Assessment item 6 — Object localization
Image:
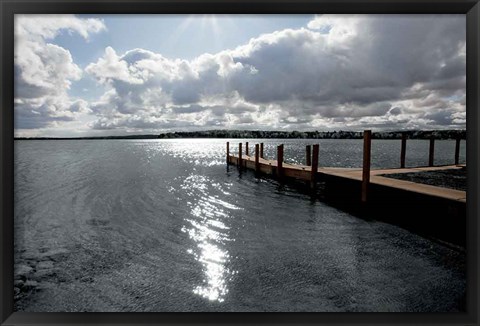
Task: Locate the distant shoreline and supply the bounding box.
[14,129,466,140]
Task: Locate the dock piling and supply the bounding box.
[246,142,249,156]
[260,143,264,159]
[455,137,461,165]
[239,143,243,168]
[311,144,319,188]
[255,144,260,173]
[400,133,407,168]
[429,137,435,167]
[362,130,372,203]
[277,144,284,177]
[306,145,312,166]
[226,142,230,165]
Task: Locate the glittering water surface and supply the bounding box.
[14,139,466,312]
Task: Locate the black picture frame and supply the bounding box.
[1,0,479,325]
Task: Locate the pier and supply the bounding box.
[226,130,466,246]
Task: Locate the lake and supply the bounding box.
[14,139,466,312]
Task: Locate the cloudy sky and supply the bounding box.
[14,14,466,137]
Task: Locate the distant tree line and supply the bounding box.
[15,129,466,140]
[157,129,466,140]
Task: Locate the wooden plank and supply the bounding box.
[362,130,372,202]
[400,133,407,168]
[245,159,256,170]
[429,137,435,167]
[371,175,466,202]
[369,165,464,176]
[455,137,461,165]
[246,142,249,156]
[306,145,311,166]
[277,144,284,177]
[283,167,310,180]
[260,143,264,159]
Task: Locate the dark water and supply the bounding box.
[14,139,466,312]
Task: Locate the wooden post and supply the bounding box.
[277,144,284,177]
[260,143,264,159]
[255,144,260,173]
[245,142,249,156]
[400,133,407,168]
[362,130,372,203]
[311,144,319,188]
[238,143,242,167]
[306,145,312,166]
[455,137,461,165]
[226,142,230,165]
[429,137,435,167]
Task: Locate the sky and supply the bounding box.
[14,14,466,137]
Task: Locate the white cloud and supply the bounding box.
[85,47,145,85]
[15,14,106,41]
[14,15,106,131]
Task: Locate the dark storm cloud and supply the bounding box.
[15,103,75,129]
[423,110,457,126]
[389,107,402,115]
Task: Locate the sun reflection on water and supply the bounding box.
[178,174,240,302]
[160,139,226,167]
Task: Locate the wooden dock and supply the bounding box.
[229,154,466,203]
[226,131,466,205]
[226,131,466,246]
